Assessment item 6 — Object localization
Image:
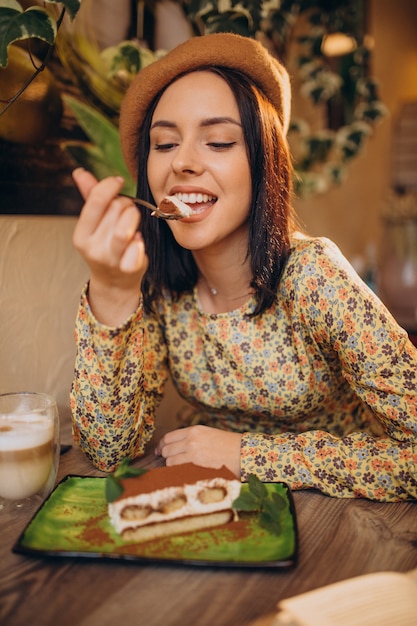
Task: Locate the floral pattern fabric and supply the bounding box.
[70,237,417,501]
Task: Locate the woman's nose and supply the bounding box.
[171,143,204,175]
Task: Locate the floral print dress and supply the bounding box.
[70,237,417,501]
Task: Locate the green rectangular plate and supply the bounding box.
[13,475,298,568]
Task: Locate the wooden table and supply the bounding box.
[1,420,417,626]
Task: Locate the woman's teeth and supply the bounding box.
[174,193,215,204]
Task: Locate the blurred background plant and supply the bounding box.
[0,0,135,190]
[0,1,81,143]
[0,0,388,198]
[0,0,81,105]
[179,0,387,197]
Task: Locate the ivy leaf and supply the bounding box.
[108,42,142,76]
[0,1,81,68]
[0,5,55,67]
[48,0,81,22]
[204,12,254,38]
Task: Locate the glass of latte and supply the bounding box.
[0,392,60,512]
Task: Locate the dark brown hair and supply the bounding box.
[135,66,296,316]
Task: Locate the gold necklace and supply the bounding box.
[201,276,252,300]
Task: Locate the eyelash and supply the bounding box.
[154,143,175,151]
[210,142,236,150]
[154,142,236,152]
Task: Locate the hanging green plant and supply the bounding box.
[0,0,82,117]
[0,0,81,67]
[179,0,388,197]
[2,1,385,198]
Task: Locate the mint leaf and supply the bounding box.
[105,474,124,503]
[113,457,147,479]
[271,491,288,511]
[239,474,288,537]
[248,473,268,499]
[232,491,258,511]
[105,458,147,502]
[262,497,278,519]
[120,466,148,478]
[259,510,282,536]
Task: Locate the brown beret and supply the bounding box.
[119,32,292,178]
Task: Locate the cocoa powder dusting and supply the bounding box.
[118,463,237,499]
[78,514,112,547]
[159,197,180,215]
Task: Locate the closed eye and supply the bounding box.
[154,143,177,151]
[208,142,236,150]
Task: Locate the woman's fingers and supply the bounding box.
[72,167,99,201]
[120,233,148,274]
[155,428,188,457]
[71,170,147,324]
[72,170,145,274]
[155,426,242,477]
[108,202,140,256]
[73,170,128,241]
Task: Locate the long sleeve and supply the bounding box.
[70,285,169,471]
[241,239,417,501]
[70,240,417,499]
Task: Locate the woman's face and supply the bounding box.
[147,70,252,253]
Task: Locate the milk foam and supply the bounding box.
[0,415,54,499]
[0,415,52,450]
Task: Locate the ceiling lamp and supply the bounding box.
[321,32,358,57]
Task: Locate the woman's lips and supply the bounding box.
[167,192,217,218]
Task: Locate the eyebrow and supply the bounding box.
[150,116,242,130]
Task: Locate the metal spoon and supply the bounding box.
[119,194,189,220]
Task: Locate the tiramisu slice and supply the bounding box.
[158,195,193,218]
[108,463,241,543]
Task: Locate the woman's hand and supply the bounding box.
[72,168,148,325]
[155,425,242,478]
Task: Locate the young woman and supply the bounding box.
[71,33,417,501]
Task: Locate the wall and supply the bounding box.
[1,0,416,435]
[0,216,183,436]
[0,217,87,421]
[294,0,417,264]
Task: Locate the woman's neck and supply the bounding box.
[193,252,253,314]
